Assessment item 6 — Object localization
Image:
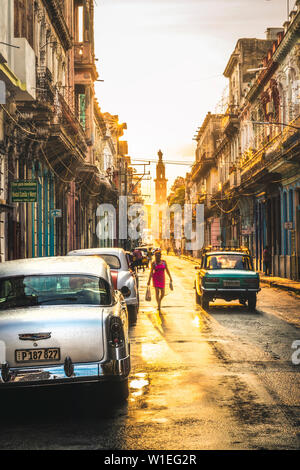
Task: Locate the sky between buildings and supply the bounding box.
[94,0,293,201]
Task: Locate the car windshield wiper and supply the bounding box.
[38,296,78,304]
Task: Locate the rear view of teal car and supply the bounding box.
[194,247,260,311]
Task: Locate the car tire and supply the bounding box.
[128,304,138,323]
[103,379,129,403]
[114,379,129,402]
[248,293,257,311]
[195,284,201,305]
[201,294,209,310]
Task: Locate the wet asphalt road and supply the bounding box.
[0,255,299,450]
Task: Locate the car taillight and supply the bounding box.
[245,279,258,286]
[109,317,124,347]
[205,278,219,283]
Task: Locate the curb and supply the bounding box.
[260,278,300,295]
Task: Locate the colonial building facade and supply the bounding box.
[0,0,138,261]
[187,4,300,280]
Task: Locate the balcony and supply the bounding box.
[35,67,88,165]
[222,105,239,137]
[191,153,215,181]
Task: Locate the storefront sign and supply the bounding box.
[11,180,37,203]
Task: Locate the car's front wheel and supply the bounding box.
[248,293,257,311]
[195,284,201,305]
[201,294,209,310]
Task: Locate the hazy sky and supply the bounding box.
[94,0,292,198]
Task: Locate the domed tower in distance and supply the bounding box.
[155,150,167,205]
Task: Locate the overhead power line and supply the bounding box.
[131,158,193,166]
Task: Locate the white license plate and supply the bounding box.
[15,348,60,363]
[223,280,240,287]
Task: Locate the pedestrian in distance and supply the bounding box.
[133,248,142,272]
[147,249,173,312]
[147,247,152,267]
[263,245,271,276]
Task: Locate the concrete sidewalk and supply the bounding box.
[169,253,300,295]
[259,274,300,295]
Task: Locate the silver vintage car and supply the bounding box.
[0,256,130,400]
[68,248,139,320]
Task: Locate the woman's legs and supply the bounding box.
[155,288,160,310]
[155,288,165,311]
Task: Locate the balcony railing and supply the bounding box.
[36,66,55,106]
[36,67,87,153]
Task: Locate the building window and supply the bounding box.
[79,94,86,129]
[75,2,84,43]
[75,85,86,129]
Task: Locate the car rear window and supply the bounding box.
[95,254,121,269]
[205,254,253,270]
[0,274,111,309]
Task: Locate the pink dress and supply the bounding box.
[152,261,166,289]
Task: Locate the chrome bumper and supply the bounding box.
[0,356,130,389]
[201,287,261,293]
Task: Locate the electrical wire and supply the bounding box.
[214,200,240,214]
[0,104,37,136]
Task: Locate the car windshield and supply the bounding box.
[205,254,253,270]
[0,274,111,310]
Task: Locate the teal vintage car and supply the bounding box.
[194,247,260,311]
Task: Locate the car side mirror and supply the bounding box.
[120,286,131,298]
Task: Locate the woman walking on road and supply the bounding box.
[147,249,173,312]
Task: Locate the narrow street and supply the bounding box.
[0,255,299,450]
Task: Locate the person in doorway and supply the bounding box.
[147,249,173,312]
[263,246,271,276]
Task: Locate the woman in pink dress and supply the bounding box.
[147,250,173,311]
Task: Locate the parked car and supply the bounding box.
[0,256,130,400]
[194,247,260,311]
[68,248,139,319]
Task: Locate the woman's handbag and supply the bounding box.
[169,280,174,291]
[145,286,151,301]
